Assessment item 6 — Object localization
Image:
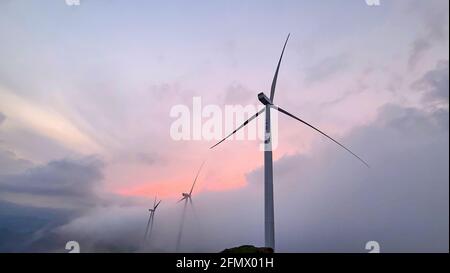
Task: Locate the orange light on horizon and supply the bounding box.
[115,174,249,199]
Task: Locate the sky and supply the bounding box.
[0,0,448,252]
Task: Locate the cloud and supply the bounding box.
[0,112,5,125]
[0,156,104,209]
[0,156,150,252]
[223,83,255,105]
[413,60,449,105]
[0,200,75,252]
[135,152,159,165]
[0,101,447,253]
[0,148,33,175]
[55,206,146,252]
[246,103,449,252]
[407,0,449,69]
[304,54,349,84]
[0,88,102,155]
[0,1,448,253]
[54,100,450,253]
[409,38,432,70]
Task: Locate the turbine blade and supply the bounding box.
[189,197,199,221]
[273,105,369,168]
[154,200,162,209]
[270,33,290,102]
[189,161,206,195]
[177,197,186,203]
[189,197,200,224]
[153,196,157,207]
[210,108,266,149]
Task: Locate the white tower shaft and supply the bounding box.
[264,105,275,250]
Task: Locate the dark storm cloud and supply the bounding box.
[0,156,107,252]
[0,200,75,252]
[0,157,106,213]
[0,156,156,252]
[413,60,449,104]
[0,157,103,199]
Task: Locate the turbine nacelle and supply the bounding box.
[258,92,273,105]
[182,193,191,198]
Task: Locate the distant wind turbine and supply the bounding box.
[210,34,369,251]
[175,161,205,252]
[144,196,162,243]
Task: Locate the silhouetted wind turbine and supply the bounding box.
[175,161,205,252]
[210,34,369,250]
[144,196,161,243]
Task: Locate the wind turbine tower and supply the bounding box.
[144,196,162,244]
[211,34,369,250]
[175,161,205,251]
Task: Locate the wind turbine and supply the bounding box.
[210,34,369,250]
[175,161,205,252]
[144,196,161,243]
